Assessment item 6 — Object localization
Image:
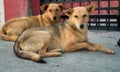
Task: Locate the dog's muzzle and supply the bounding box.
[79,24,84,29]
[53,16,57,20]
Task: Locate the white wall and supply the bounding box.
[0,0,5,28]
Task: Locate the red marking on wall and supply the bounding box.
[30,0,40,15]
[4,0,28,21]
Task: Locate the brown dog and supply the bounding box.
[13,4,115,63]
[0,3,65,42]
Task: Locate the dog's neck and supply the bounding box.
[65,20,87,33]
[63,20,88,39]
[56,20,88,43]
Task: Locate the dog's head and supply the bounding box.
[40,3,65,23]
[63,4,96,30]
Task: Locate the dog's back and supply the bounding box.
[0,3,65,42]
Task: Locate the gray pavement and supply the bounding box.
[0,30,120,72]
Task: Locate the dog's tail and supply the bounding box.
[13,39,46,63]
[0,27,4,38]
[0,23,8,39]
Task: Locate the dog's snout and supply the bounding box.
[79,24,84,29]
[53,16,57,20]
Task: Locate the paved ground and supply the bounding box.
[0,30,120,72]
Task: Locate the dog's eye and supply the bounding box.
[83,15,87,18]
[74,15,78,18]
[49,10,52,12]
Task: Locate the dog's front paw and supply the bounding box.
[56,52,62,56]
[106,50,115,55]
[57,49,64,54]
[51,52,62,57]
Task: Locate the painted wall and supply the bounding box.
[30,0,40,15]
[4,0,28,21]
[64,1,119,15]
[4,0,119,21]
[32,1,119,15]
[0,0,5,27]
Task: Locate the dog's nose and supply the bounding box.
[53,16,57,20]
[79,24,84,29]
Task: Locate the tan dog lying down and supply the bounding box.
[14,4,115,63]
[0,3,65,42]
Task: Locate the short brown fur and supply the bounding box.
[13,4,115,62]
[0,3,65,42]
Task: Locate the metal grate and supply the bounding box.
[40,0,120,31]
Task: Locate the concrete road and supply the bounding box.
[0,30,120,72]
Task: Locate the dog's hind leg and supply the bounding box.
[39,44,62,58]
[1,34,18,42]
[47,49,64,53]
[41,52,62,58]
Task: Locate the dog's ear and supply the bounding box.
[63,8,73,16]
[86,4,96,14]
[59,3,66,10]
[40,4,49,12]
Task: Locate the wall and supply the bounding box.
[0,0,5,27]
[4,0,119,21]
[30,0,40,15]
[4,0,28,21]
[64,1,119,15]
